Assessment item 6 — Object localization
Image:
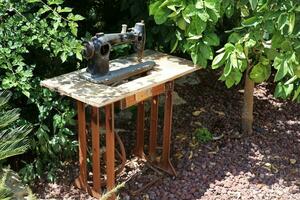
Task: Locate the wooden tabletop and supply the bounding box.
[41,50,199,108]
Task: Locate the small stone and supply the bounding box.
[289,186,299,194]
[290,159,297,164]
[192,110,202,116]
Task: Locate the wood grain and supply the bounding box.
[41,50,200,108]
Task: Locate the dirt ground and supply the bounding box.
[34,70,300,200]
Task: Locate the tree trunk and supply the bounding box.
[242,64,254,135]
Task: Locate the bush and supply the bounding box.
[0,0,84,182]
[0,90,32,199]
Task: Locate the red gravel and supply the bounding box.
[34,70,300,200]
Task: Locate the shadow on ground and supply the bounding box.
[120,70,300,200]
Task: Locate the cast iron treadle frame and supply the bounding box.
[40,50,199,199]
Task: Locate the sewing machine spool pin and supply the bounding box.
[81,21,155,85]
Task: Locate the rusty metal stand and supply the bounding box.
[134,101,145,158]
[160,81,177,175]
[134,81,177,176]
[74,101,88,192]
[75,102,116,199]
[41,50,199,199]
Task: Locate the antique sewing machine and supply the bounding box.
[81,21,155,85]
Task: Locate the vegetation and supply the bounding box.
[149,0,300,134]
[0,90,32,199]
[194,128,213,143]
[0,0,84,182]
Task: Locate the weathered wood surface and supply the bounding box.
[41,50,199,108]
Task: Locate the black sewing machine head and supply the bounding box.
[82,21,146,77]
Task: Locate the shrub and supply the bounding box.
[0,90,32,199]
[0,0,83,182]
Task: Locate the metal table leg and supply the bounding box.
[91,106,101,198]
[149,96,159,161]
[160,81,177,176]
[74,101,88,191]
[134,101,145,158]
[105,104,116,200]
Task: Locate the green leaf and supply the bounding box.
[230,53,238,69]
[67,13,85,21]
[170,39,178,53]
[274,59,288,82]
[177,18,187,30]
[38,6,51,15]
[224,43,235,53]
[57,7,73,13]
[272,32,284,48]
[212,52,226,69]
[195,0,204,9]
[232,70,243,84]
[26,0,40,3]
[228,33,241,43]
[250,63,271,83]
[47,0,64,5]
[239,59,248,72]
[191,51,198,64]
[277,13,288,33]
[288,12,295,35]
[75,51,82,61]
[225,75,235,88]
[275,83,294,99]
[245,39,256,48]
[224,62,232,77]
[187,35,202,40]
[197,9,209,22]
[154,8,170,24]
[292,86,300,101]
[242,16,262,27]
[68,22,78,36]
[203,32,220,46]
[225,4,234,18]
[200,44,213,60]
[284,75,297,85]
[149,1,161,15]
[60,52,67,63]
[249,0,258,10]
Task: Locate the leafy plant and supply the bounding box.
[149,0,234,67]
[0,0,83,181]
[194,128,213,143]
[0,90,32,200]
[212,0,300,134]
[150,0,300,135]
[0,91,31,162]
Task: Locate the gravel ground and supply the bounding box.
[34,70,300,200]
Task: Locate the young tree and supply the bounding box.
[212,0,300,134]
[149,0,300,135]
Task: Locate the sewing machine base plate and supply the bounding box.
[80,61,156,85]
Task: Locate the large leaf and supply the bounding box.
[288,12,295,35]
[250,63,271,83]
[149,1,161,15]
[203,32,220,46]
[154,8,170,24]
[224,61,232,77]
[242,16,262,27]
[200,44,213,60]
[212,52,226,69]
[249,0,258,10]
[274,59,288,82]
